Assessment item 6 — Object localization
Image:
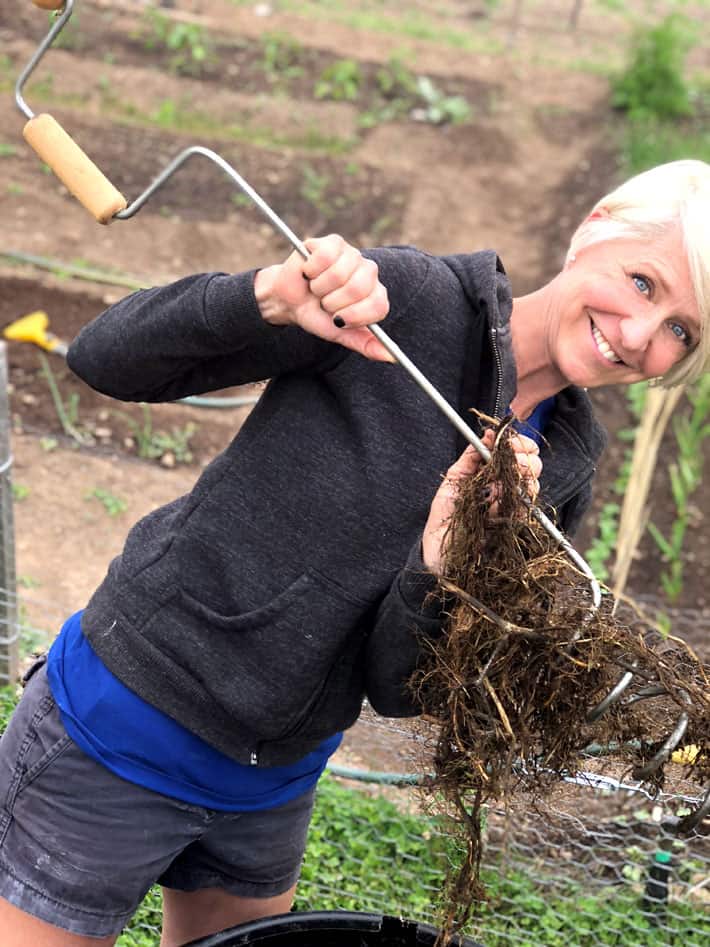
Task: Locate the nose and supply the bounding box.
[618,309,659,359]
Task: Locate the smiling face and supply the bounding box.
[548,225,701,389]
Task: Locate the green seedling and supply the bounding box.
[86,487,128,518]
[261,31,304,82]
[315,59,362,101]
[11,483,29,502]
[37,352,92,446]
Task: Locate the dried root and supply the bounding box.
[409,423,710,942]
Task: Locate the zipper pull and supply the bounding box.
[250,750,258,766]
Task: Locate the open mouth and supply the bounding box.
[591,320,624,365]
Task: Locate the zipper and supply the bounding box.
[250,749,258,766]
[489,326,504,419]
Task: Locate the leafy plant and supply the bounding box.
[315,59,362,102]
[0,143,18,157]
[612,15,694,120]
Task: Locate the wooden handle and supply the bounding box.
[23,113,127,224]
[32,0,67,9]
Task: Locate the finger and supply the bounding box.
[302,234,347,280]
[329,281,389,327]
[320,259,383,321]
[307,244,362,299]
[331,324,395,363]
[514,451,543,481]
[510,433,540,456]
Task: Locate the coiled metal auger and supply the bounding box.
[15,0,709,833]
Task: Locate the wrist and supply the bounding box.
[254,266,292,326]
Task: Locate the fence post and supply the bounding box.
[0,341,19,685]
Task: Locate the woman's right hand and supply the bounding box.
[254,234,393,362]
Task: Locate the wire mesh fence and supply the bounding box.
[0,596,708,946]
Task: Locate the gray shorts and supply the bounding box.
[0,658,316,938]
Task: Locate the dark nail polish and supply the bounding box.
[333,315,346,328]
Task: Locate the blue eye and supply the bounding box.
[669,321,692,347]
[632,273,652,296]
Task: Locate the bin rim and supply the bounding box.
[186,909,482,947]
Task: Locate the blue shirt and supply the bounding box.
[512,396,555,447]
[47,611,341,811]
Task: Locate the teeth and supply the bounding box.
[592,324,623,363]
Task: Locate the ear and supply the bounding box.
[587,206,610,221]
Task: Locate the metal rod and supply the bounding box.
[15,0,74,120]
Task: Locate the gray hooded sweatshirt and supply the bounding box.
[67,247,606,766]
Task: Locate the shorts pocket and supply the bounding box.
[5,694,71,813]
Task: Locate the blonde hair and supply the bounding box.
[567,160,710,387]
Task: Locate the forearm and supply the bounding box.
[67,270,334,402]
[364,544,444,717]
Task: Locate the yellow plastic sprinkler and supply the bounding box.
[3,310,69,357]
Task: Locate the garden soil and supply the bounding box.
[1,0,709,785]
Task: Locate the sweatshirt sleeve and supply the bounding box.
[363,542,446,717]
[66,270,339,402]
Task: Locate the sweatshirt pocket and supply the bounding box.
[144,568,372,742]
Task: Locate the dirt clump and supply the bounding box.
[411,421,710,942]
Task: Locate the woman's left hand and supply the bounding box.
[422,430,542,574]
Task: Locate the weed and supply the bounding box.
[6,183,23,196]
[411,77,470,125]
[86,487,128,518]
[37,352,92,446]
[260,31,304,83]
[315,59,362,102]
[0,143,18,157]
[118,405,196,465]
[39,436,58,452]
[11,483,29,502]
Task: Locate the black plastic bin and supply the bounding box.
[187,910,483,947]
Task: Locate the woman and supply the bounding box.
[0,159,708,946]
